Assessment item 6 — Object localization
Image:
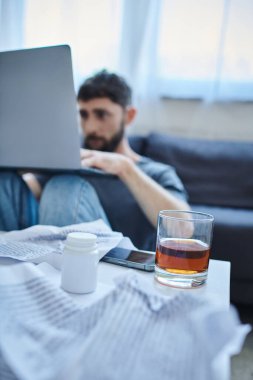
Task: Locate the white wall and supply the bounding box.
[131,100,253,141]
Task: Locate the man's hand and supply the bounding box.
[80,148,133,177]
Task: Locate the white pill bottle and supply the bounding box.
[61,232,99,294]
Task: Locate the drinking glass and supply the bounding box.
[155,210,214,288]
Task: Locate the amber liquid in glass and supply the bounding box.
[156,238,210,275]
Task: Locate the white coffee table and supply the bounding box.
[0,256,230,309]
[38,258,231,310]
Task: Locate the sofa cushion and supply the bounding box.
[144,133,253,208]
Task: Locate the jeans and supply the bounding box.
[0,172,109,231]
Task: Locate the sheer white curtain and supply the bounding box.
[119,0,162,102]
[23,0,122,89]
[0,0,25,50]
[218,0,253,100]
[116,0,253,102]
[157,0,253,101]
[1,0,253,101]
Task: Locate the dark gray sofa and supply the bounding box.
[129,133,253,305]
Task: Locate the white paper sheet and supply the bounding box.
[0,219,123,268]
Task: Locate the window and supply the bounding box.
[157,0,253,100]
[3,0,253,101]
[24,0,122,88]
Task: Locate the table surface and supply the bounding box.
[38,258,231,310]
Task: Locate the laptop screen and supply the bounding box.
[0,45,82,171]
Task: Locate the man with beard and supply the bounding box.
[0,70,189,250]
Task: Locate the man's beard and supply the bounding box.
[84,122,124,152]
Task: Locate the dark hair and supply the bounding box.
[77,70,132,108]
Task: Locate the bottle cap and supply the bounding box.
[66,232,97,248]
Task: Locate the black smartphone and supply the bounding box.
[101,247,155,272]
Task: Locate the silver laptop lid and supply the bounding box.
[0,45,81,171]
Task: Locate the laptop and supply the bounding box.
[0,45,110,177]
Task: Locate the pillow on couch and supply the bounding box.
[144,132,253,208]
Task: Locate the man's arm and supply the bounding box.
[81,149,190,227]
[119,161,190,227]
